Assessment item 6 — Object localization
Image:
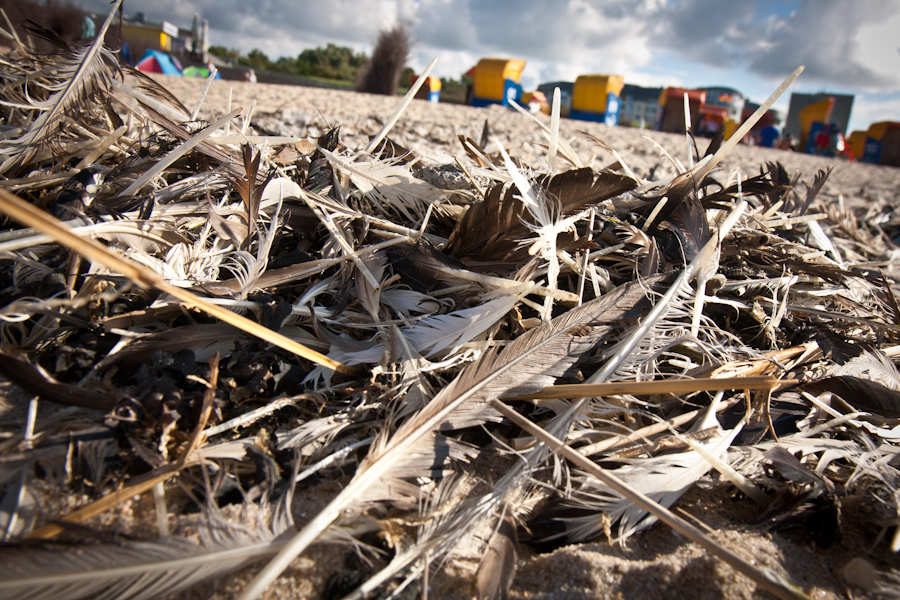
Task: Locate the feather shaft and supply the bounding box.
[489,399,811,600]
[0,187,357,375]
[504,376,785,400]
[240,276,664,599]
[364,57,437,154]
[694,66,803,182]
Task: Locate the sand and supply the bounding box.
[155,75,900,213]
[132,76,900,599]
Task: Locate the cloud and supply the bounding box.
[847,92,900,133]
[646,0,900,90]
[77,0,398,59]
[72,0,900,129]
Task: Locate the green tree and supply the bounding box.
[243,49,271,71]
[295,43,367,81]
[208,45,240,64]
[207,43,368,82]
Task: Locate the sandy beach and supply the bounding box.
[154,74,900,214]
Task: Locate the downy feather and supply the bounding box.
[316,146,449,222]
[239,274,667,599]
[555,393,744,542]
[0,470,295,600]
[0,2,123,174]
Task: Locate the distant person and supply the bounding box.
[120,41,132,66]
[81,15,95,40]
[778,134,796,151]
[828,123,845,156]
[244,69,257,83]
[813,125,831,155]
[758,123,781,148]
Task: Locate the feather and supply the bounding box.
[495,139,565,321]
[552,394,744,542]
[231,145,265,250]
[354,252,387,321]
[0,186,356,375]
[221,195,284,300]
[833,349,900,391]
[0,537,286,600]
[518,200,754,543]
[239,274,667,599]
[341,474,477,600]
[401,294,518,359]
[490,400,813,600]
[0,2,123,174]
[95,323,246,372]
[0,509,294,600]
[317,147,449,222]
[379,288,441,317]
[475,516,517,600]
[445,166,635,263]
[310,293,520,375]
[803,376,900,419]
[0,354,119,410]
[791,166,832,216]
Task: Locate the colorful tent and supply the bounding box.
[135,50,183,76]
[182,65,221,79]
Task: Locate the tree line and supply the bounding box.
[209,43,368,82]
[209,41,472,94]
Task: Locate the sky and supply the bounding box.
[75,0,900,134]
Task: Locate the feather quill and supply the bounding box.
[553,392,744,542]
[0,0,123,174]
[239,274,667,599]
[0,515,292,600]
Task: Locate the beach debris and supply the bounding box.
[0,5,899,600]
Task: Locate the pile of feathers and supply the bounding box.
[1,4,899,600]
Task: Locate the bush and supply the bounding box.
[357,25,411,96]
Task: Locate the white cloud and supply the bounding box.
[857,13,900,85]
[624,71,684,90]
[847,93,900,134]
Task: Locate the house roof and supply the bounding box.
[621,84,663,102]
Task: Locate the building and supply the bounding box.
[699,87,745,121]
[784,92,854,139]
[94,12,194,66]
[619,84,663,128]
